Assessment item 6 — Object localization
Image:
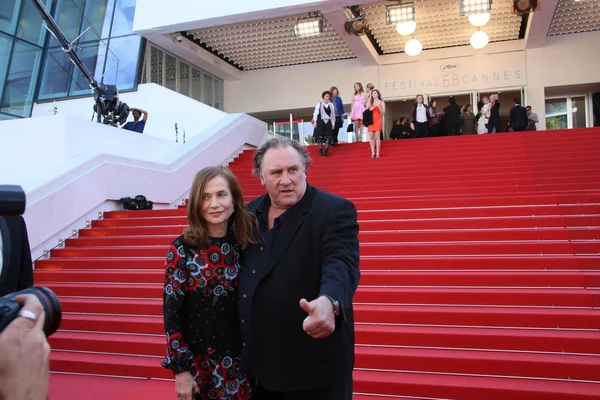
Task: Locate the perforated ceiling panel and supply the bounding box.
[361,0,523,54]
[187,14,355,70]
[548,0,600,36]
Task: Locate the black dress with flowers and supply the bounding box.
[162,235,252,400]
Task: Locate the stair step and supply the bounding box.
[35,255,600,271]
[45,283,600,307]
[47,242,600,258]
[63,228,600,248]
[34,269,600,288]
[57,300,600,329]
[354,324,600,354]
[48,351,600,399]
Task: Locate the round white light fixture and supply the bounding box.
[404,38,423,56]
[470,30,489,49]
[468,12,491,27]
[396,20,416,36]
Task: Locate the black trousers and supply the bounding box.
[254,380,352,400]
[414,121,428,138]
[446,125,459,136]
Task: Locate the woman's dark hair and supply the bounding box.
[371,89,383,104]
[183,166,257,249]
[322,90,332,99]
[400,117,407,123]
[449,96,456,105]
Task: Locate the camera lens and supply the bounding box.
[4,286,62,336]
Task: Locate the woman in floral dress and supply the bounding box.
[162,166,257,400]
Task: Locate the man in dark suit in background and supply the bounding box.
[509,98,529,132]
[0,215,33,296]
[238,137,360,400]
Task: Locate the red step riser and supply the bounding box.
[47,284,597,307]
[35,255,600,271]
[48,337,600,382]
[34,270,597,288]
[50,355,172,380]
[354,326,600,354]
[57,300,600,329]
[48,326,600,356]
[104,193,600,218]
[49,241,600,258]
[242,185,600,199]
[353,370,600,400]
[92,206,600,227]
[63,229,600,247]
[353,348,600,382]
[77,216,600,237]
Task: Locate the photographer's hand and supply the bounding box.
[0,294,51,400]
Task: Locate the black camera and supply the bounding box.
[0,185,62,336]
[0,287,62,336]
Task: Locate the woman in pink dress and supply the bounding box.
[350,82,366,142]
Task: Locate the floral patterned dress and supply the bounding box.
[162,235,252,400]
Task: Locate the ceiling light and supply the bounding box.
[396,20,416,36]
[470,30,489,49]
[460,0,492,16]
[294,16,323,37]
[468,12,491,26]
[386,3,415,25]
[404,38,423,56]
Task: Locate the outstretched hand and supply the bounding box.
[299,296,335,339]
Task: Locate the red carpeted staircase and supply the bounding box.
[36,129,600,399]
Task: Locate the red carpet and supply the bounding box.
[37,128,600,399]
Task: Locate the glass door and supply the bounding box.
[545,95,589,130]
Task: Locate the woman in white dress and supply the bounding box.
[477,96,490,134]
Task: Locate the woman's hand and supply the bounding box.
[175,371,199,400]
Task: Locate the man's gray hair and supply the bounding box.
[252,137,311,177]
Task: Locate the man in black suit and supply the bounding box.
[509,97,529,132]
[0,216,34,296]
[443,96,462,136]
[238,137,360,399]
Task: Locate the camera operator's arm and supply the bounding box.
[17,217,33,291]
[0,294,50,400]
[133,108,149,123]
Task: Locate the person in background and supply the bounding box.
[162,166,257,400]
[443,97,462,136]
[368,89,385,158]
[349,83,366,142]
[390,118,407,139]
[330,86,345,146]
[0,216,33,296]
[428,100,441,137]
[410,94,429,138]
[509,97,529,132]
[364,83,375,109]
[526,106,539,131]
[461,104,476,135]
[487,94,501,133]
[122,108,148,133]
[477,96,490,134]
[312,90,337,157]
[238,137,360,400]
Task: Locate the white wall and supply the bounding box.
[32,83,227,142]
[524,31,600,130]
[0,113,267,260]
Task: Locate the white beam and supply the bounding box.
[524,0,560,49]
